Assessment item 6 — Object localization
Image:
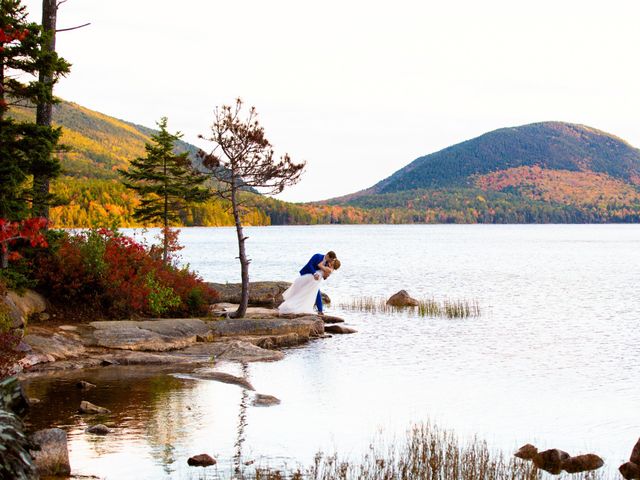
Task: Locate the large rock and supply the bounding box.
[208,281,330,307]
[3,290,47,329]
[386,290,419,307]
[85,318,211,351]
[561,454,604,473]
[532,449,570,474]
[30,428,71,477]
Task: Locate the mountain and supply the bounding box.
[323,122,640,223]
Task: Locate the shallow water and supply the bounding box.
[24,225,640,478]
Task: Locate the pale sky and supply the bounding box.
[22,0,640,202]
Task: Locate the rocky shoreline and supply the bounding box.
[7,281,352,377]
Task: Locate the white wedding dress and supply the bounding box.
[278,273,323,314]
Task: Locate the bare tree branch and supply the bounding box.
[56,22,91,32]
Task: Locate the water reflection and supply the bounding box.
[234,363,249,477]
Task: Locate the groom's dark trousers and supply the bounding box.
[300,253,325,313]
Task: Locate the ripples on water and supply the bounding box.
[23,225,640,478]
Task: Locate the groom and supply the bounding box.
[299,251,337,315]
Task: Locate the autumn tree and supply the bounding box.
[199,99,305,318]
[119,117,211,263]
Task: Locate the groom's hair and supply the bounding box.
[326,251,337,259]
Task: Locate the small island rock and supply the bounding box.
[386,290,419,307]
[76,380,96,390]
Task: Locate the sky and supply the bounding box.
[21,0,640,202]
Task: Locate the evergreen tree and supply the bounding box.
[119,117,211,263]
[0,0,68,220]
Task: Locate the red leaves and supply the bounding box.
[0,26,29,45]
[35,229,218,318]
[0,217,48,258]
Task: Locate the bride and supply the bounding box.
[278,259,340,315]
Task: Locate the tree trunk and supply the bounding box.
[32,0,57,221]
[231,186,249,318]
[1,247,8,269]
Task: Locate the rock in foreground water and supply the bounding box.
[187,454,216,467]
[514,443,538,460]
[79,401,110,414]
[620,461,640,479]
[561,454,604,473]
[86,424,111,435]
[533,449,570,474]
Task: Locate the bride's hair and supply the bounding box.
[332,259,341,270]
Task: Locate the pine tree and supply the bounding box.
[119,117,211,263]
[0,0,68,220]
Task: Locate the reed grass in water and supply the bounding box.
[340,296,481,319]
[250,423,608,480]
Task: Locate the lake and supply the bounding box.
[23,224,640,478]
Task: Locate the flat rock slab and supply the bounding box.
[86,318,211,351]
[189,371,255,390]
[24,332,86,360]
[209,317,324,339]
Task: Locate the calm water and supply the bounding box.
[24,225,640,478]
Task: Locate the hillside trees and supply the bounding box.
[119,117,211,263]
[199,98,305,318]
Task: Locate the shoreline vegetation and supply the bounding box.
[341,296,481,319]
[249,422,608,480]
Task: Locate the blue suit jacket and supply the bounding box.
[300,253,325,276]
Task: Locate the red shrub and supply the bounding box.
[35,229,218,319]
